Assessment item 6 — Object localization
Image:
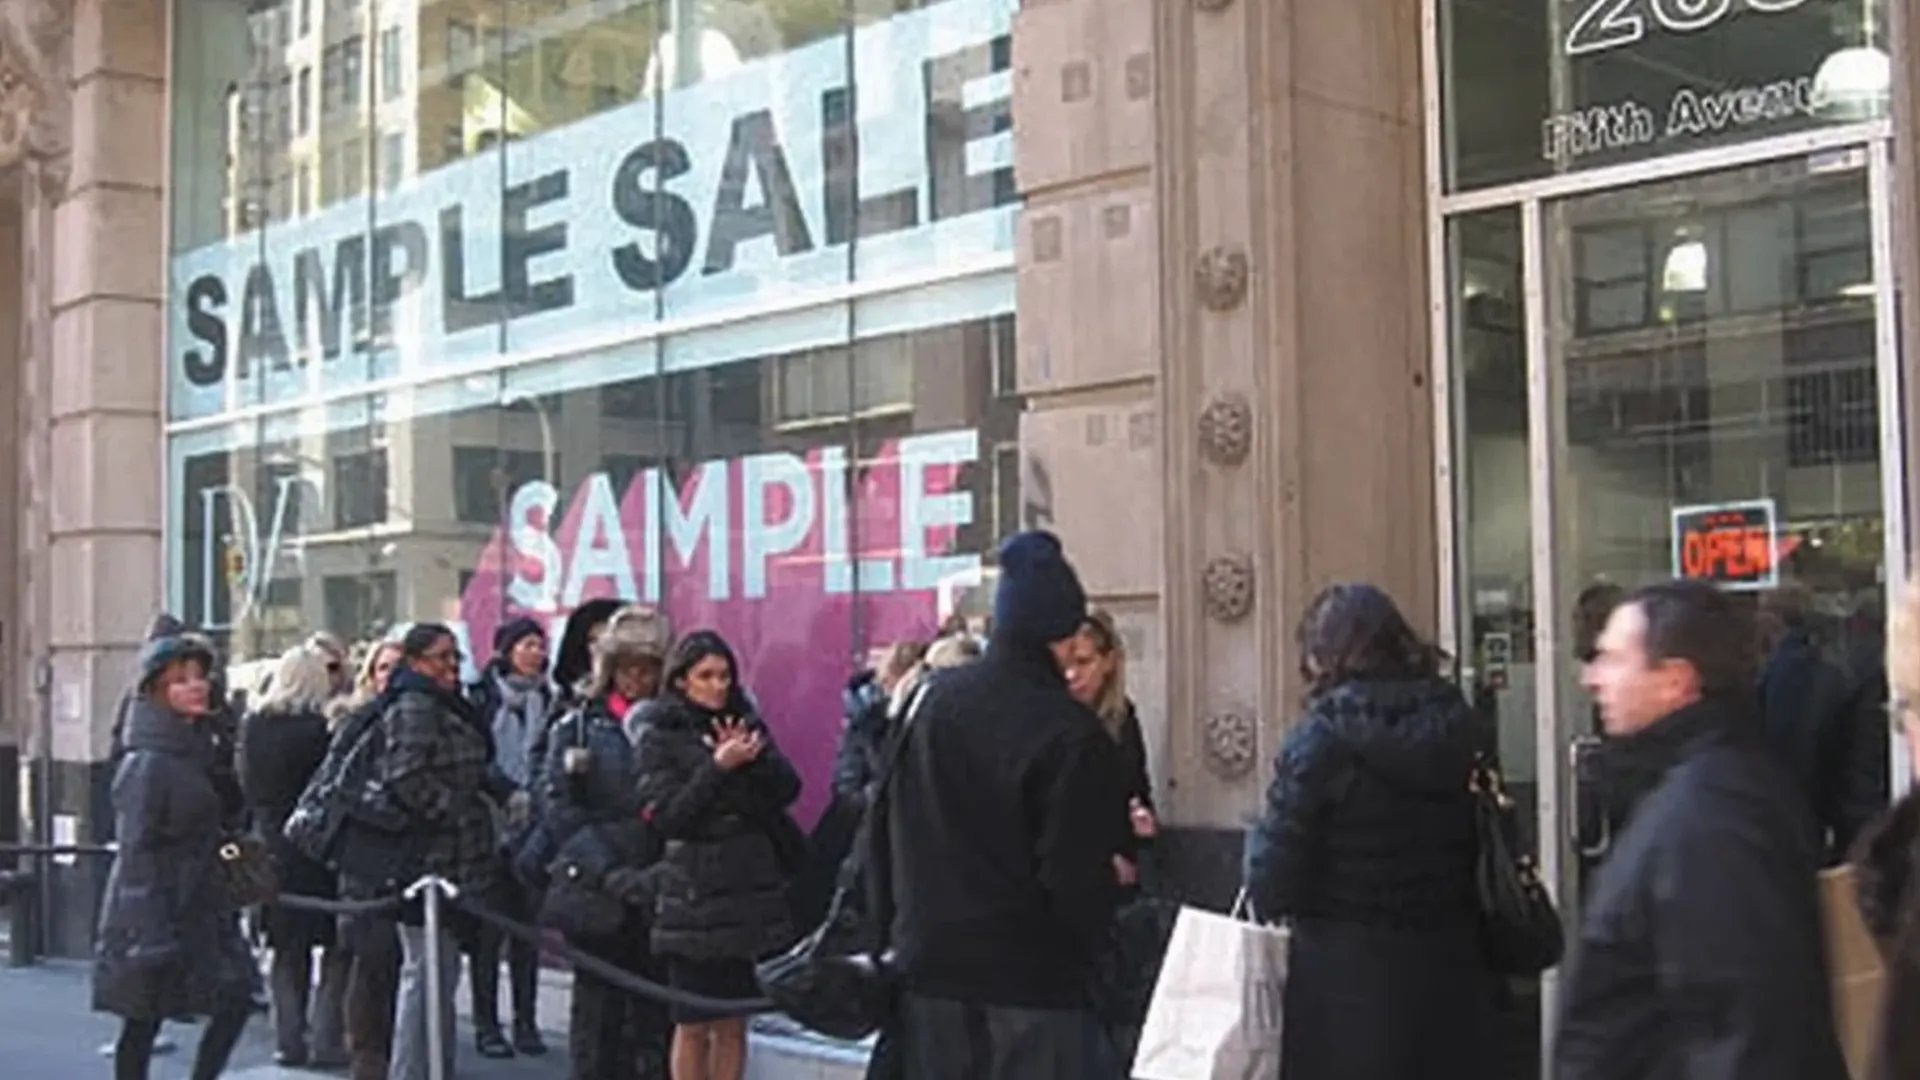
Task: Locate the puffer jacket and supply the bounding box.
[1242,677,1496,1080]
[635,696,803,961]
[93,699,255,1021]
[832,671,889,811]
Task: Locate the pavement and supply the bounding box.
[0,957,868,1079]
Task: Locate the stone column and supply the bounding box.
[1011,0,1166,846]
[30,0,168,956]
[0,182,20,867]
[1013,0,1432,905]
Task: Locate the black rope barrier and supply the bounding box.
[0,843,782,1020]
[0,843,118,858]
[455,895,776,1017]
[0,843,402,916]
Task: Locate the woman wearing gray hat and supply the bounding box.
[93,634,258,1080]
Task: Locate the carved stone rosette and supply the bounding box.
[1194,245,1249,311]
[1201,553,1255,623]
[0,0,73,186]
[1201,711,1257,779]
[1197,392,1252,467]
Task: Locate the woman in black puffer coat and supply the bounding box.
[240,644,350,1068]
[94,635,257,1080]
[636,630,803,1080]
[1243,582,1497,1080]
[540,604,675,1080]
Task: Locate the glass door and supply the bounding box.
[1534,151,1897,1049]
[1445,146,1903,1079]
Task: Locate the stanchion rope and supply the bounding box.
[455,895,775,1016]
[0,842,779,1015]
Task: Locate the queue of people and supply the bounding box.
[85,521,1920,1080]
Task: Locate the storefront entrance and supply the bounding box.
[1436,126,1905,1075]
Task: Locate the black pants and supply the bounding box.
[887,994,1120,1080]
[469,878,540,1033]
[343,916,402,1080]
[115,1006,250,1080]
[568,931,670,1080]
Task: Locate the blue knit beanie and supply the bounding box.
[136,634,216,692]
[992,531,1088,645]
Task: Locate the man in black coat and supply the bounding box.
[1555,579,1848,1080]
[871,530,1131,1079]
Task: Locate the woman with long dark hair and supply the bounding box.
[93,634,257,1080]
[636,630,802,1080]
[1243,582,1494,1080]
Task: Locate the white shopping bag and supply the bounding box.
[1131,901,1288,1080]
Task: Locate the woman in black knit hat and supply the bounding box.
[93,635,258,1080]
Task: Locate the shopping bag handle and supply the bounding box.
[1231,888,1289,930]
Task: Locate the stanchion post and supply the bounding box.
[5,869,36,967]
[404,875,458,1080]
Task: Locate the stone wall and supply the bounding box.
[0,0,169,956]
[1011,0,1433,905]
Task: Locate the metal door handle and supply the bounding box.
[1569,734,1611,859]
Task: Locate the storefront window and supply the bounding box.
[165,0,1018,826]
[1441,0,1890,190]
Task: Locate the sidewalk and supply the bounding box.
[0,957,866,1079]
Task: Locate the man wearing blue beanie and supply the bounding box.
[869,530,1131,1077]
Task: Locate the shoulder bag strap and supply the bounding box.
[832,681,932,893]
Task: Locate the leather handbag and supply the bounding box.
[539,827,627,942]
[216,832,281,909]
[1470,758,1565,976]
[755,684,930,1040]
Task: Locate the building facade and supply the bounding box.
[0,0,1912,1071]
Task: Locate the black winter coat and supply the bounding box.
[93,700,255,1021]
[636,696,803,961]
[1554,696,1849,1080]
[874,636,1132,1011]
[239,705,338,949]
[832,672,889,811]
[1243,677,1494,1080]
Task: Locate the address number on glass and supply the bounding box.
[1566,0,1810,59]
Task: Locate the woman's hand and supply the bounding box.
[707,717,766,771]
[1129,798,1158,840]
[1113,855,1139,887]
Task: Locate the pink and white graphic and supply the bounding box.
[458,430,981,828]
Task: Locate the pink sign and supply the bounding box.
[458,430,981,827]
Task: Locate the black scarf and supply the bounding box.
[1599,695,1743,826]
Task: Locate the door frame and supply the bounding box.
[1427,123,1907,1071]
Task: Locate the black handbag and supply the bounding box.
[755,684,928,1040]
[217,832,280,909]
[1470,758,1565,976]
[539,828,628,942]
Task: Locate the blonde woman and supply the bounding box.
[331,637,404,1080]
[1062,609,1156,842]
[240,645,350,1068]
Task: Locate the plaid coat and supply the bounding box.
[381,676,500,896]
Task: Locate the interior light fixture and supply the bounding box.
[643,28,745,94]
[1661,239,1708,295]
[1811,46,1893,122]
[1839,281,1878,299]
